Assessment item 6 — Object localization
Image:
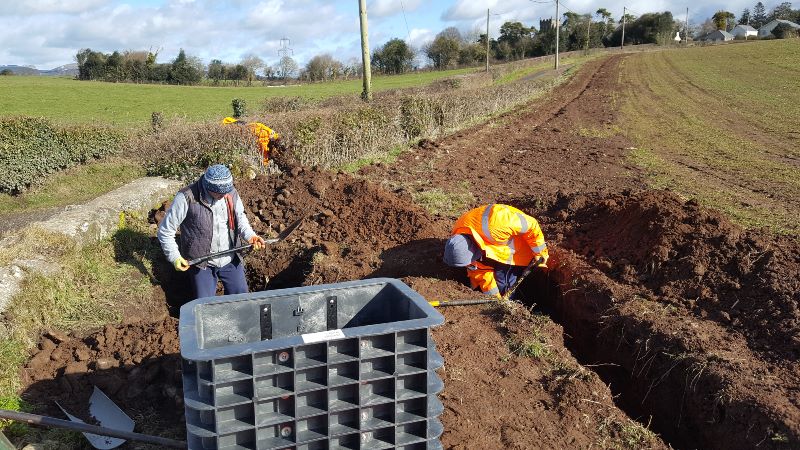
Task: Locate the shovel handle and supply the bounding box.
[187,244,253,266]
[429,299,496,307]
[501,255,546,301]
[0,409,186,448]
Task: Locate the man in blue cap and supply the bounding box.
[443,204,548,299]
[158,164,266,299]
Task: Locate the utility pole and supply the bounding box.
[586,15,591,51]
[621,6,626,48]
[486,9,490,72]
[554,0,560,69]
[358,0,372,101]
[685,8,689,44]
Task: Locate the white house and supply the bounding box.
[758,19,800,38]
[730,24,758,38]
[699,30,734,42]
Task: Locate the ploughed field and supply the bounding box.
[18,51,799,449]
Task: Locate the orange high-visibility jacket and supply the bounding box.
[222,118,280,164]
[247,122,279,164]
[452,204,548,296]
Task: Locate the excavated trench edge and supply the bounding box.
[517,263,790,450]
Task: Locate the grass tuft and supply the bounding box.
[412,183,474,217]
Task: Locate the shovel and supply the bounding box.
[187,216,305,266]
[0,387,185,449]
[429,256,546,307]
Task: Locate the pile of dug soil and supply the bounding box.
[236,166,453,290]
[21,317,184,438]
[556,190,800,361]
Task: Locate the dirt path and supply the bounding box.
[17,55,799,450]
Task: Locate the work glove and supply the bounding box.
[173,256,190,272]
[536,254,549,268]
[249,235,266,251]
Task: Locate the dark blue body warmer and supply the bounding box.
[177,178,243,269]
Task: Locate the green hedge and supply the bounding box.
[0,117,124,194]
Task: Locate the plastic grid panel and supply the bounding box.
[181,280,444,450]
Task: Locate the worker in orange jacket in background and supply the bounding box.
[443,204,549,298]
[222,117,280,166]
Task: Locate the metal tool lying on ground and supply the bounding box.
[187,216,305,266]
[0,387,186,449]
[429,256,546,307]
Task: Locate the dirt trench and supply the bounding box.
[16,54,800,449]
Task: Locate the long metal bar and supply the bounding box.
[187,216,305,266]
[0,409,186,449]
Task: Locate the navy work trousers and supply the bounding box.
[493,263,526,298]
[189,260,249,299]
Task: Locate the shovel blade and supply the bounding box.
[56,387,134,450]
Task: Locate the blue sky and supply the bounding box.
[0,0,785,70]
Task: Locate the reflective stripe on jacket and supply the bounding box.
[452,203,549,267]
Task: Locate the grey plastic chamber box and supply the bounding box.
[179,278,446,450]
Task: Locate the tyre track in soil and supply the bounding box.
[360,54,647,208]
[360,52,800,450]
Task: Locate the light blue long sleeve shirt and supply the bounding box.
[157,188,256,267]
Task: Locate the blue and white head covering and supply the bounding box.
[443,234,482,267]
[203,164,234,194]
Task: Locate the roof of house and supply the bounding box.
[760,19,800,31]
[701,30,734,40]
[733,24,757,31]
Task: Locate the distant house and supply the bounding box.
[730,24,758,38]
[758,19,800,37]
[698,30,734,42]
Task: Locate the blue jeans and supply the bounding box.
[189,260,249,299]
[496,264,526,298]
[484,260,526,298]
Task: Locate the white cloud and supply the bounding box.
[368,0,422,18]
[0,0,109,15]
[407,28,434,48]
[442,0,499,21]
[0,0,781,69]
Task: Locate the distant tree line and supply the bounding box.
[76,48,204,84]
[78,3,798,87]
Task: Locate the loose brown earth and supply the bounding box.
[19,55,799,449]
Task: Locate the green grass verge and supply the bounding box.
[339,145,407,173]
[494,53,600,85]
[0,158,144,216]
[0,215,154,426]
[619,40,800,235]
[412,183,474,217]
[0,68,477,126]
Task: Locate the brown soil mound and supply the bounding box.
[235,166,450,290]
[559,190,800,362]
[21,317,184,442]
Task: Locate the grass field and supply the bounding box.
[619,39,800,234]
[0,67,477,126]
[0,159,143,218]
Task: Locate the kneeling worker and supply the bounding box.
[443,203,548,298]
[158,164,267,299]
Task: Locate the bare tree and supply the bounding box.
[278,56,298,79]
[240,54,264,85]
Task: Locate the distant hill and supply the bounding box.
[0,65,39,75]
[38,63,79,77]
[0,63,78,77]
